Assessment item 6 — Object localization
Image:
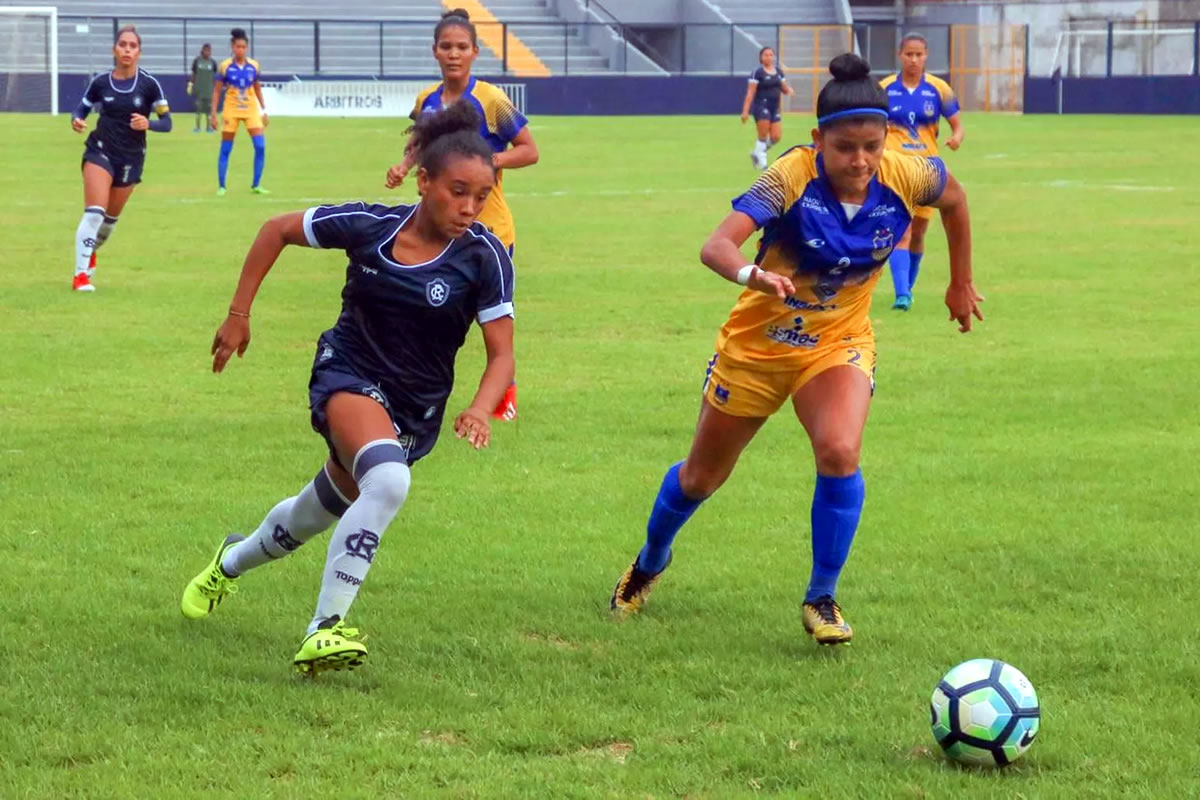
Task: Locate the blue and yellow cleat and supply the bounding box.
[802,595,853,645]
[610,553,671,620]
[892,294,912,311]
[294,616,368,676]
[180,534,244,619]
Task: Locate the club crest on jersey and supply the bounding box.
[871,228,895,261]
[134,96,143,107]
[426,278,450,307]
[923,100,935,118]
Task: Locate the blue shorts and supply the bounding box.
[82,144,144,187]
[308,333,440,470]
[752,99,782,123]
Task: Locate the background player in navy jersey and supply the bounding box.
[180,103,515,677]
[69,26,170,292]
[741,46,794,171]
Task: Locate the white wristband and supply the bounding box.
[736,265,758,286]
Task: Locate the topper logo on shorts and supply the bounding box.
[345,530,379,562]
[426,278,450,307]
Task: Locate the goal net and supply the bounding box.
[1049,24,1197,78]
[0,6,58,114]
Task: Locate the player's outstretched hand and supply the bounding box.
[748,268,795,300]
[385,162,410,189]
[71,117,87,133]
[211,314,251,373]
[130,113,149,131]
[945,281,984,333]
[454,407,491,450]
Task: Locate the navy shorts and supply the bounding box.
[308,333,440,470]
[752,99,782,123]
[82,144,144,188]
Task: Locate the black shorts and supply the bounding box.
[82,145,144,188]
[308,333,440,470]
[752,99,782,123]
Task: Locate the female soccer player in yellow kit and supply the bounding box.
[610,53,983,645]
[386,8,538,420]
[879,33,966,309]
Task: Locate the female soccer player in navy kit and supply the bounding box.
[180,103,516,676]
[741,46,794,171]
[611,54,983,644]
[69,26,171,291]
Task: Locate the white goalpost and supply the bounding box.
[0,5,59,114]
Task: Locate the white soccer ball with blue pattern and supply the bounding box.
[930,658,1040,767]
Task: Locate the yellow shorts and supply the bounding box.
[702,336,877,418]
[222,111,264,133]
[914,205,936,221]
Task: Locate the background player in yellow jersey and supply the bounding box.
[879,33,965,310]
[211,28,269,196]
[386,8,538,421]
[610,54,983,645]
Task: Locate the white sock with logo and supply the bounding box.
[308,441,411,635]
[75,206,104,275]
[221,466,349,577]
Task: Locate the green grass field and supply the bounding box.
[2,111,1199,798]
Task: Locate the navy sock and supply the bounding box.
[889,248,911,298]
[637,462,704,573]
[805,471,865,603]
[251,134,266,187]
[217,139,233,188]
[909,251,924,290]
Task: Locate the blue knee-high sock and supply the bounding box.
[637,462,704,574]
[217,139,233,188]
[889,248,912,299]
[909,251,924,291]
[805,470,865,603]
[251,134,266,188]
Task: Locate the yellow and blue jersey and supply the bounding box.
[879,73,959,157]
[412,77,529,248]
[717,146,946,370]
[216,57,262,115]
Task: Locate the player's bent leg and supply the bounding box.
[293,615,368,676]
[793,363,873,644]
[612,390,768,619]
[180,533,246,619]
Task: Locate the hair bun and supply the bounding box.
[829,53,871,81]
[443,8,470,19]
[230,27,247,39]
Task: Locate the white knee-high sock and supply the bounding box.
[75,206,104,275]
[309,441,411,634]
[222,466,350,577]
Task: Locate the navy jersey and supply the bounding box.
[750,66,786,105]
[78,70,168,159]
[302,201,515,418]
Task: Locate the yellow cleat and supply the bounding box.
[610,554,670,620]
[294,616,368,676]
[180,534,244,619]
[802,595,853,645]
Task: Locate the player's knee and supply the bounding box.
[813,437,861,477]
[677,461,724,499]
[352,441,411,511]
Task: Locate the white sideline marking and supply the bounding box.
[983,153,1009,159]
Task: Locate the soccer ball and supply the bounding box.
[930,658,1040,767]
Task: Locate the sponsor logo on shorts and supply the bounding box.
[784,297,836,312]
[319,344,334,361]
[713,385,730,405]
[765,325,821,349]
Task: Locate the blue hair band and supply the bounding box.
[817,107,889,125]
